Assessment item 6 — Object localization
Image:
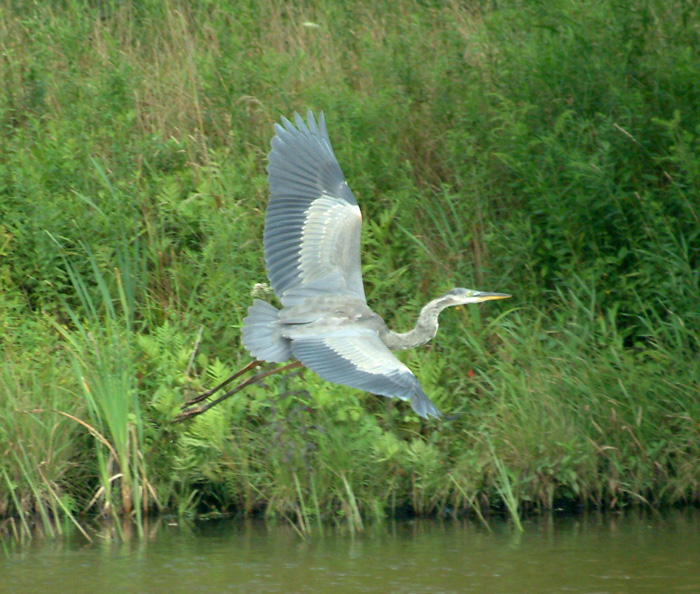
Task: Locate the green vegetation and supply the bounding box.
[1,0,699,536]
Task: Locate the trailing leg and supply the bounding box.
[175,360,303,423]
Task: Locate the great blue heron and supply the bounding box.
[177,111,510,422]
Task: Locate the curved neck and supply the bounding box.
[379,295,453,351]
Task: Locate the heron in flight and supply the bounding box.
[177,111,509,422]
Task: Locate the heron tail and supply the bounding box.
[241,299,293,363]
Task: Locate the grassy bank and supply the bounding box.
[1,0,699,535]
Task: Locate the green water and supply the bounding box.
[3,510,699,593]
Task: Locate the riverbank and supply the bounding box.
[1,0,699,534]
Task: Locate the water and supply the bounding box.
[3,510,699,593]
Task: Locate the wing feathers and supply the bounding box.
[248,110,442,420]
[290,329,441,419]
[265,111,365,305]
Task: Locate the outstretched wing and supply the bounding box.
[290,328,442,419]
[265,111,366,306]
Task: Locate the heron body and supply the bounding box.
[241,111,510,419]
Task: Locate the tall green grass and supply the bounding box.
[0,309,87,537]
[51,235,153,535]
[1,0,699,537]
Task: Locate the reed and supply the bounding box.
[51,235,152,534]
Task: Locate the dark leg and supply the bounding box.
[182,360,262,408]
[175,360,303,423]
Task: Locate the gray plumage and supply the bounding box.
[241,299,292,363]
[242,111,510,419]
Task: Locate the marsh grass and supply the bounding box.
[50,236,154,534]
[486,437,523,531]
[0,312,84,537]
[1,0,699,535]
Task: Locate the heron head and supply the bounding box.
[443,288,511,306]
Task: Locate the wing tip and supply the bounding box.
[274,110,326,138]
[411,389,442,419]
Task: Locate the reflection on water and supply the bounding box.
[3,510,700,593]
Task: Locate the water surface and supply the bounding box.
[3,510,699,593]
